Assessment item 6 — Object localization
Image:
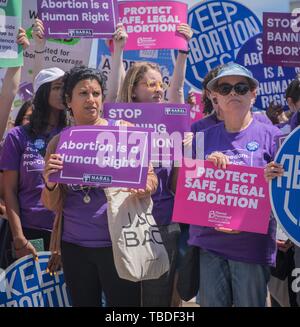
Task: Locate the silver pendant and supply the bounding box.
[83,194,91,204]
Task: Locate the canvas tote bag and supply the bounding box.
[104,188,170,282]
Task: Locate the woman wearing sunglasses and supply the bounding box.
[191,63,282,307]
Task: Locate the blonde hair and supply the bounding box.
[118,62,161,102]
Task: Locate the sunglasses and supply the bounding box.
[141,80,169,91]
[216,82,250,96]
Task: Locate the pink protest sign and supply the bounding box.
[172,159,271,234]
[119,0,188,50]
[189,92,204,125]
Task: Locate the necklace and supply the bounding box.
[81,186,92,204]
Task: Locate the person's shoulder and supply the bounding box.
[191,113,219,133]
[202,121,224,136]
[253,111,272,125]
[252,119,283,137]
[5,125,28,140]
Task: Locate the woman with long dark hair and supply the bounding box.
[0,67,66,260]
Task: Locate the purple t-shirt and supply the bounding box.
[191,111,271,135]
[290,112,299,131]
[0,126,57,231]
[151,166,174,225]
[191,112,221,134]
[252,112,272,125]
[62,119,116,247]
[190,119,282,266]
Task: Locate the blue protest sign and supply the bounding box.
[270,126,300,247]
[236,33,298,111]
[0,252,71,307]
[186,0,262,91]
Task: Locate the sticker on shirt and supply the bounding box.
[22,141,45,172]
[246,141,259,152]
[34,138,46,150]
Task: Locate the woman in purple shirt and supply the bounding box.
[191,63,282,307]
[42,66,157,307]
[1,67,66,261]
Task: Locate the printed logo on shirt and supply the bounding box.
[205,149,250,166]
[23,141,45,172]
[34,139,46,150]
[246,141,259,152]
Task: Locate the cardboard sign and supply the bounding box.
[172,159,271,234]
[103,103,190,164]
[37,0,118,38]
[119,0,188,50]
[49,125,151,188]
[263,12,300,67]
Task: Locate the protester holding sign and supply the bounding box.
[0,65,66,263]
[190,63,282,307]
[117,23,193,307]
[42,66,157,307]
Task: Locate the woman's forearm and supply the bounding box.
[0,67,21,139]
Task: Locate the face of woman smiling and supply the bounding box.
[67,79,103,125]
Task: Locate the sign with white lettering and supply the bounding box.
[270,126,300,246]
[0,252,71,307]
[236,33,298,110]
[173,159,271,234]
[263,12,300,67]
[49,125,151,188]
[119,0,188,50]
[37,0,118,38]
[186,0,262,90]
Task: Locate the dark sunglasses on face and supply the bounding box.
[216,82,250,96]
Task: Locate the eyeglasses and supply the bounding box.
[140,80,169,91]
[216,83,250,96]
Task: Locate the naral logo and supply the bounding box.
[68,29,93,37]
[165,107,187,115]
[83,174,112,184]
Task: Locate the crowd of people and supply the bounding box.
[0,17,299,308]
